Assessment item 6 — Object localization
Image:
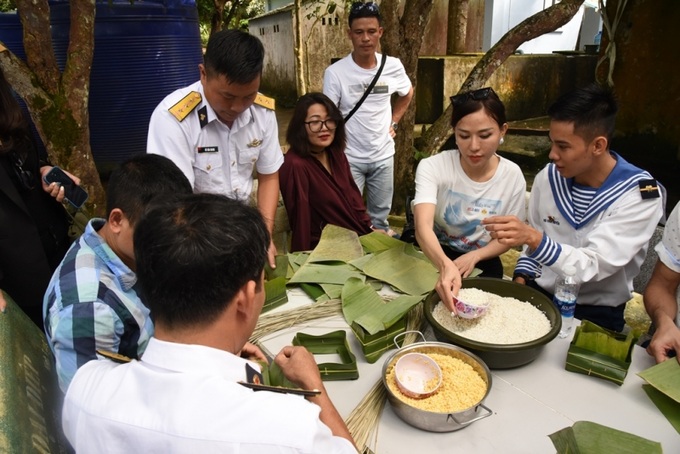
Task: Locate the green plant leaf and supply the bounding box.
[361,243,438,296]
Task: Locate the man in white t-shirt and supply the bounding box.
[323,1,413,234]
[644,200,680,363]
[62,194,356,453]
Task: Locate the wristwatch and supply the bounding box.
[391,121,399,131]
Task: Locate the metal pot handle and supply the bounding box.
[393,330,426,348]
[447,403,493,426]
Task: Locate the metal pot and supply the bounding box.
[381,340,493,432]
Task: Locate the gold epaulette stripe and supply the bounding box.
[169,91,202,122]
[254,93,275,110]
[96,349,132,364]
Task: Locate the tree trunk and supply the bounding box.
[380,0,434,214]
[223,0,242,31]
[293,0,306,97]
[1,0,105,216]
[210,0,227,35]
[418,0,586,156]
[447,0,470,54]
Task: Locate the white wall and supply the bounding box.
[484,0,590,54]
[265,0,291,12]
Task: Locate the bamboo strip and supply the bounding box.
[250,299,343,344]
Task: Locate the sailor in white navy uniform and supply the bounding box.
[482,84,664,332]
[147,29,283,268]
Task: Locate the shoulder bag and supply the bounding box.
[344,53,387,123]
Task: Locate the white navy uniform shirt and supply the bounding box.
[62,338,357,453]
[147,81,283,201]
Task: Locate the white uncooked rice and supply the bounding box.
[432,288,551,344]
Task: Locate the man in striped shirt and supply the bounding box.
[483,84,664,332]
[43,154,192,391]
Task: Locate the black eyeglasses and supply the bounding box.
[350,1,380,15]
[450,87,497,107]
[304,119,338,132]
[10,151,36,191]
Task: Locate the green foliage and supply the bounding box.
[305,1,338,21]
[196,0,265,45]
[0,0,16,13]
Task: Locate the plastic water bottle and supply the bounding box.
[553,265,579,339]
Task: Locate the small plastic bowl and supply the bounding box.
[394,352,442,399]
[453,295,490,319]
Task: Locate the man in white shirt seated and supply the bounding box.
[62,193,356,453]
[644,200,680,363]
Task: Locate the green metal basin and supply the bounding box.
[424,277,561,369]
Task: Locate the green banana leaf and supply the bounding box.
[359,231,404,253]
[639,359,680,434]
[288,262,365,285]
[260,361,297,389]
[549,421,662,453]
[641,384,680,434]
[265,255,289,280]
[638,357,680,403]
[320,283,343,299]
[299,283,326,301]
[351,317,408,363]
[262,276,288,313]
[362,243,438,296]
[341,277,422,335]
[287,252,309,269]
[307,225,364,264]
[565,320,640,386]
[348,253,374,272]
[292,330,358,380]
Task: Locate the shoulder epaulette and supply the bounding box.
[638,179,660,199]
[254,93,275,111]
[96,349,132,364]
[169,91,202,122]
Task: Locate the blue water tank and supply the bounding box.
[1,1,203,167]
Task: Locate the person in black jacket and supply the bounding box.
[0,66,76,329]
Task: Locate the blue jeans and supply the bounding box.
[349,156,394,230]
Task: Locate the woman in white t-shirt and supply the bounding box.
[413,87,526,311]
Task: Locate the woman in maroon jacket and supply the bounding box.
[280,93,374,251]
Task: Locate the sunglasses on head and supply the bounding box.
[450,87,497,107]
[350,1,380,14]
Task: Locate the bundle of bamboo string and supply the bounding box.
[250,298,343,344]
[345,303,425,453]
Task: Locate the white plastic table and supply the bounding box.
[261,289,679,453]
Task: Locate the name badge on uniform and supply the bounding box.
[247,139,263,148]
[638,179,660,199]
[198,146,219,153]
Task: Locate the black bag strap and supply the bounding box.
[344,53,387,123]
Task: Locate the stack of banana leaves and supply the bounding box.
[638,359,680,434]
[260,225,439,364]
[549,421,662,453]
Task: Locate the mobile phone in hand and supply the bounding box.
[43,166,89,209]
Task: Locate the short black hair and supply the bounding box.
[203,29,264,84]
[106,154,192,223]
[348,1,381,27]
[547,83,618,143]
[134,193,270,329]
[286,92,346,159]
